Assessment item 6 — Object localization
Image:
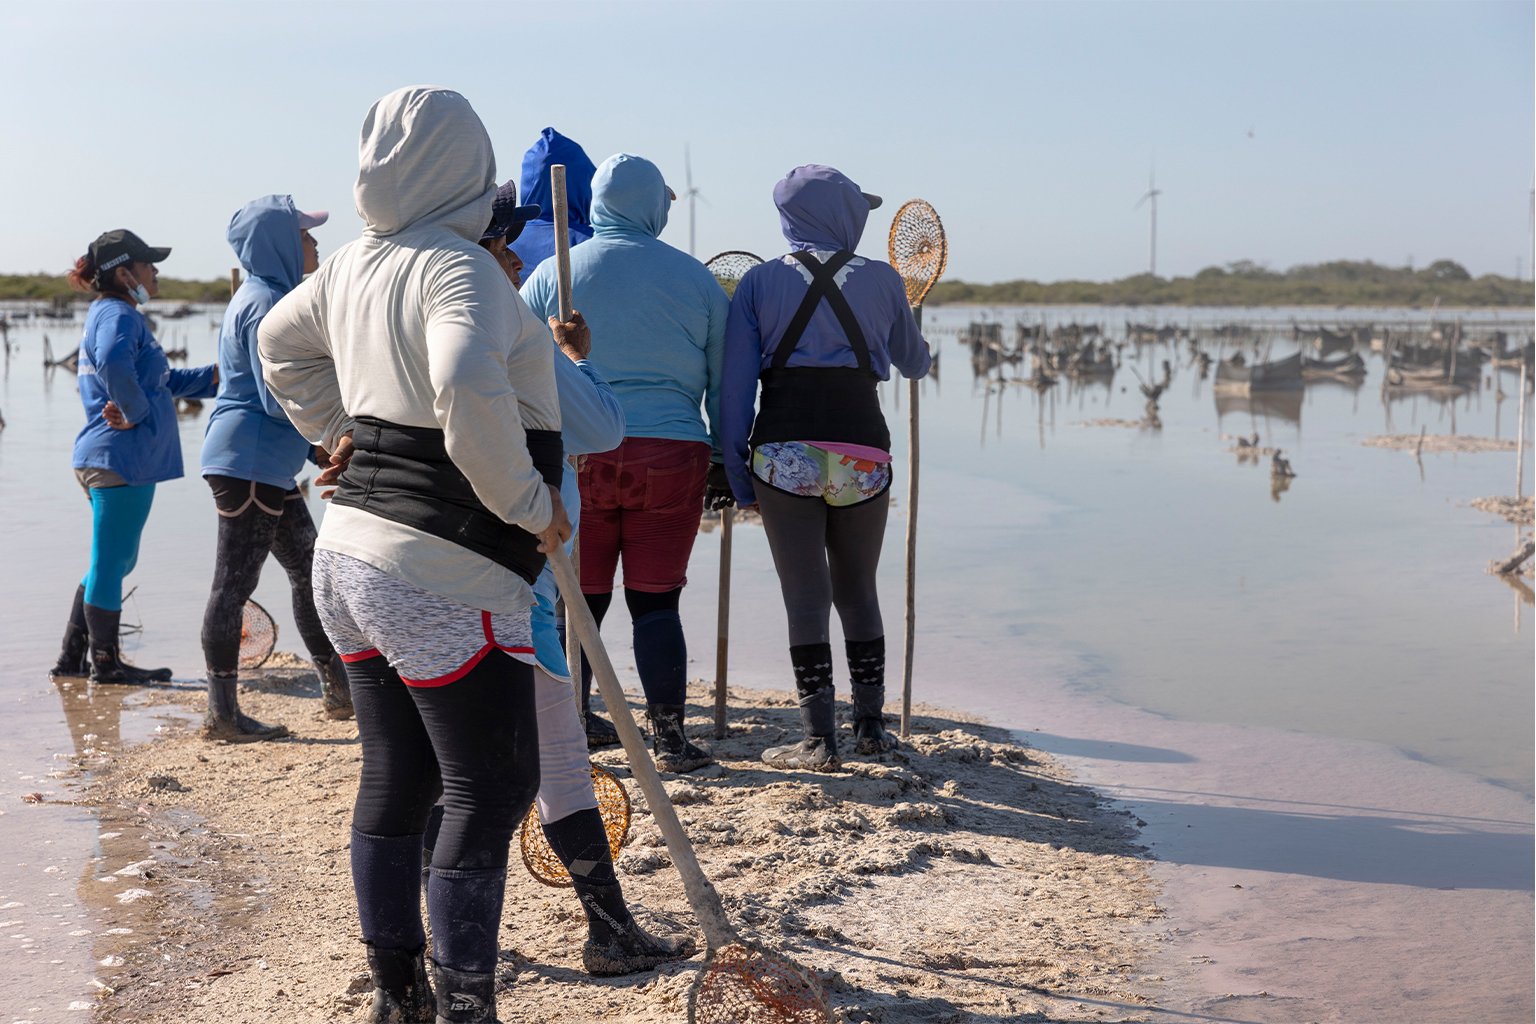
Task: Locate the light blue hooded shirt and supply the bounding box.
[201,195,314,489]
[521,153,727,451]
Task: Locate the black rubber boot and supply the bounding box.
[646,704,713,773]
[49,585,89,680]
[366,944,435,1023]
[579,663,620,748]
[84,603,172,685]
[763,643,840,771]
[431,962,498,1023]
[314,653,355,720]
[848,637,895,755]
[202,674,289,743]
[577,883,697,976]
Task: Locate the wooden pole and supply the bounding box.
[229,268,240,297]
[550,163,583,708]
[713,512,732,739]
[900,304,923,739]
[1517,361,1528,501]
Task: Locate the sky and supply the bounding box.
[1,0,1532,284]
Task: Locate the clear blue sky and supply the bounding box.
[2,0,1531,284]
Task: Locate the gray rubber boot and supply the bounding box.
[202,674,289,743]
[763,643,840,771]
[314,653,355,720]
[646,704,713,773]
[365,944,435,1023]
[848,637,895,755]
[431,962,498,1023]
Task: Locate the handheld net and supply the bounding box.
[704,250,764,299]
[689,940,832,1024]
[518,765,632,887]
[887,200,948,307]
[239,599,276,670]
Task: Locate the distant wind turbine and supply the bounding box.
[682,144,706,257]
[1133,169,1162,277]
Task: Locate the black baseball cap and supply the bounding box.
[480,180,541,243]
[89,229,171,273]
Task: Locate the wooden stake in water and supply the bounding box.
[714,513,732,739]
[1517,361,1528,501]
[901,307,922,739]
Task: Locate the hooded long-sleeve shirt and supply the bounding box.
[721,165,932,505]
[511,127,596,278]
[200,195,314,489]
[259,86,559,614]
[521,153,727,452]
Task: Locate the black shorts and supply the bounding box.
[205,475,300,518]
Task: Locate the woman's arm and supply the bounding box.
[721,274,764,506]
[258,275,354,452]
[92,312,153,426]
[168,363,217,399]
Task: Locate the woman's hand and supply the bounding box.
[316,432,354,499]
[536,485,573,554]
[549,311,591,361]
[102,401,133,430]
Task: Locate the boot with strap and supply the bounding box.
[314,653,355,720]
[847,636,895,755]
[365,944,435,1023]
[202,673,289,743]
[762,642,841,772]
[49,585,90,680]
[84,603,172,685]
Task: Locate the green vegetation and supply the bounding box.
[0,274,234,304]
[928,260,1534,307]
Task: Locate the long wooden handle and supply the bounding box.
[551,164,574,322]
[900,304,923,739]
[547,546,737,951]
[713,513,732,739]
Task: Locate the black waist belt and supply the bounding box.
[331,417,563,585]
[748,366,891,451]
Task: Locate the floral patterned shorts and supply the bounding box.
[751,441,892,507]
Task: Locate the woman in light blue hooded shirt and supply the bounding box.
[197,195,349,743]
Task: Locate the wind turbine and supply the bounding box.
[682,144,705,257]
[1133,169,1162,277]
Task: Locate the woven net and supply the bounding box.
[238,600,276,670]
[689,941,833,1024]
[519,765,632,886]
[705,250,764,299]
[886,200,948,307]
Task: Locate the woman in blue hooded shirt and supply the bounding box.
[721,165,932,772]
[197,195,348,743]
[50,229,218,685]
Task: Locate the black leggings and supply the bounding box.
[755,485,889,647]
[348,649,540,973]
[201,475,332,674]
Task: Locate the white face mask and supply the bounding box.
[123,269,151,306]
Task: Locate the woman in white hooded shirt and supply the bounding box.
[259,86,569,1024]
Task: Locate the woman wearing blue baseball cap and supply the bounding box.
[51,229,219,684]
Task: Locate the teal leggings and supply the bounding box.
[82,484,156,611]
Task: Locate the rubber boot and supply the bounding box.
[314,653,355,720]
[202,673,289,743]
[579,660,619,748]
[431,962,498,1023]
[49,585,89,680]
[84,603,172,685]
[577,882,696,976]
[365,944,435,1023]
[646,704,713,773]
[762,643,840,772]
[847,637,895,755]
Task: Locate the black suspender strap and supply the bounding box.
[771,250,873,373]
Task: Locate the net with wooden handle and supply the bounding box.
[518,765,632,887]
[239,599,276,670]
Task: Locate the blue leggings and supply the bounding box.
[82,484,156,611]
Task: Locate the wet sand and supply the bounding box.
[40,664,1164,1024]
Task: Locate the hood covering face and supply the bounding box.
[589,153,670,238]
[519,127,596,232]
[227,195,304,292]
[353,86,495,240]
[773,164,872,252]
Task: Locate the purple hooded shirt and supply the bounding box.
[720,165,932,504]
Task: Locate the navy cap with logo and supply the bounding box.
[480,180,541,243]
[89,229,171,274]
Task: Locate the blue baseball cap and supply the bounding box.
[480,180,541,243]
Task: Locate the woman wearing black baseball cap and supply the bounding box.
[50,230,219,685]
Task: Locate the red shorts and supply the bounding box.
[578,437,709,594]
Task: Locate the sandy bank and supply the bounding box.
[66,660,1163,1024]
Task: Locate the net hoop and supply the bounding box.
[687,938,834,1024]
[238,599,277,670]
[519,764,632,887]
[704,250,764,299]
[887,199,948,308]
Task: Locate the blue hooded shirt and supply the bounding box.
[521,153,726,450]
[201,195,314,489]
[72,298,217,486]
[511,128,596,278]
[720,165,931,504]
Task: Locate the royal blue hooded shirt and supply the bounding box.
[511,128,596,278]
[522,153,726,451]
[201,195,314,489]
[720,164,932,504]
[72,299,217,487]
